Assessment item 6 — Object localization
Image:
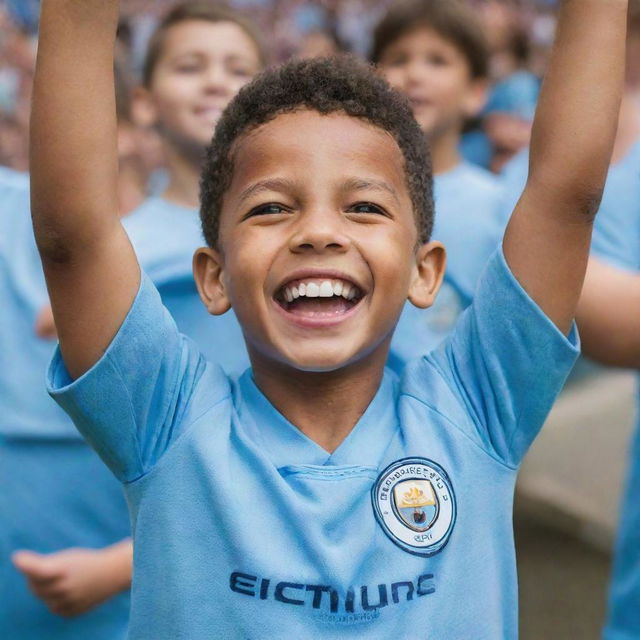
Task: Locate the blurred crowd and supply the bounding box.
[0,0,561,174]
[4,2,640,638]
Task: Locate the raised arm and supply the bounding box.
[31,0,139,378]
[503,0,627,334]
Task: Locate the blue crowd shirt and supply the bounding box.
[0,173,131,639]
[390,163,506,371]
[501,144,640,246]
[48,248,578,639]
[122,197,249,376]
[585,143,640,640]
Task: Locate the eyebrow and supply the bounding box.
[341,177,401,204]
[237,176,401,206]
[237,178,298,205]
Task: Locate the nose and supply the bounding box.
[203,63,231,95]
[406,59,428,87]
[289,209,350,254]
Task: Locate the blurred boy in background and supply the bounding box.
[122,1,264,374]
[371,0,506,369]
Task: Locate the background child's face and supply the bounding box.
[195,110,443,373]
[137,20,261,155]
[378,27,486,138]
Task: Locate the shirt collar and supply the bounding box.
[235,368,400,470]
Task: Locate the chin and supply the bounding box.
[279,346,360,373]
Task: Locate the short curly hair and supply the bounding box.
[200,56,433,248]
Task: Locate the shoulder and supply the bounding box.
[456,163,502,194]
[123,197,172,227]
[440,163,506,218]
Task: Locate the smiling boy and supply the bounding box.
[31,0,626,638]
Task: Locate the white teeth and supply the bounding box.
[319,281,333,297]
[305,282,320,297]
[280,278,361,302]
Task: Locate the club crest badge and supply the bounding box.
[372,457,456,557]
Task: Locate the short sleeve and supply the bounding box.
[421,248,579,467]
[47,273,225,482]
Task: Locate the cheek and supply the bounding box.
[381,68,405,91]
[367,227,417,290]
[223,231,278,301]
[227,75,253,96]
[156,79,200,109]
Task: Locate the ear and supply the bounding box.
[463,78,489,120]
[407,241,446,309]
[193,247,232,316]
[131,86,158,129]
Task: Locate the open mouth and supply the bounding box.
[275,278,364,319]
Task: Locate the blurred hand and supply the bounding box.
[34,304,57,340]
[12,542,133,618]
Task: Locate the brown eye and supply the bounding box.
[247,203,287,217]
[349,202,384,215]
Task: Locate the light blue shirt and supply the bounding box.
[123,197,249,376]
[390,163,506,370]
[48,248,578,639]
[0,173,130,639]
[503,143,640,640]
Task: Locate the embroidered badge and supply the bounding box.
[372,457,456,557]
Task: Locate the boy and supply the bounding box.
[31,1,625,638]
[371,0,507,368]
[121,1,264,374]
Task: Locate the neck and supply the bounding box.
[161,142,203,209]
[250,344,389,454]
[117,159,147,217]
[429,127,462,175]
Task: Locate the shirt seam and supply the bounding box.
[107,352,146,477]
[399,389,518,472]
[121,391,232,486]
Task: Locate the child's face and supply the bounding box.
[377,27,486,138]
[195,110,444,373]
[136,20,261,154]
